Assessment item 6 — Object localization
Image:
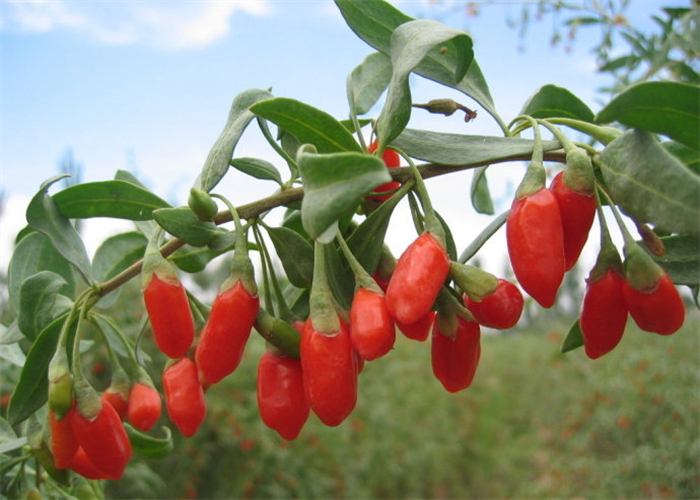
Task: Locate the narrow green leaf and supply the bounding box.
[346,188,404,275]
[264,226,314,288]
[392,128,561,165]
[325,242,354,311]
[561,320,584,353]
[0,321,23,345]
[663,141,699,174]
[435,211,457,262]
[651,235,699,287]
[115,170,159,239]
[347,51,393,116]
[520,84,594,122]
[8,232,76,314]
[596,81,699,150]
[0,438,28,455]
[197,88,274,192]
[52,180,170,220]
[378,19,473,149]
[153,207,225,247]
[599,130,700,236]
[230,157,283,186]
[93,232,148,282]
[251,98,362,154]
[26,177,93,284]
[18,271,67,341]
[0,342,26,368]
[169,244,223,273]
[298,149,391,240]
[470,167,495,215]
[8,314,74,426]
[92,313,150,365]
[335,0,506,133]
[124,424,174,459]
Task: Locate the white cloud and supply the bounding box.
[1,0,272,50]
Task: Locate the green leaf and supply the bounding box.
[599,130,700,236]
[8,232,76,314]
[378,19,473,149]
[335,0,506,133]
[0,438,28,455]
[26,176,93,284]
[663,141,699,174]
[435,211,457,262]
[0,342,26,368]
[392,128,561,165]
[651,235,699,287]
[251,98,362,154]
[92,313,150,365]
[169,244,222,273]
[124,424,174,459]
[18,271,67,341]
[197,88,274,192]
[8,314,74,425]
[470,167,495,215]
[298,148,391,241]
[346,188,404,275]
[324,242,354,311]
[52,180,170,220]
[115,170,160,239]
[93,232,148,282]
[561,320,584,353]
[92,232,148,308]
[520,84,594,122]
[595,81,700,150]
[264,225,314,288]
[230,157,283,186]
[347,51,393,116]
[153,207,225,247]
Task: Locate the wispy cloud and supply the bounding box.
[1,0,272,50]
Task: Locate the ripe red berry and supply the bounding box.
[463,279,523,329]
[143,274,195,359]
[127,383,162,432]
[163,358,207,437]
[349,287,395,360]
[431,317,481,393]
[623,272,685,336]
[580,268,628,359]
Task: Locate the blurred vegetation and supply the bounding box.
[100,309,699,500]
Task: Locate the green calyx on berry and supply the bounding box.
[623,241,665,292]
[188,187,219,222]
[434,287,475,338]
[309,241,341,334]
[449,261,498,302]
[254,308,301,359]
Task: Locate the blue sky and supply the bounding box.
[0,0,671,274]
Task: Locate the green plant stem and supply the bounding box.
[458,209,510,264]
[309,241,340,333]
[255,224,295,321]
[336,232,381,293]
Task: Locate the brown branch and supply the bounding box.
[95,151,567,298]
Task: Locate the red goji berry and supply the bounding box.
[349,287,396,361]
[463,279,523,330]
[195,280,260,385]
[580,268,628,359]
[431,316,481,393]
[549,171,597,271]
[49,408,78,470]
[396,311,435,342]
[70,400,132,480]
[386,232,450,324]
[257,351,309,440]
[127,382,162,432]
[143,273,195,359]
[301,316,357,427]
[163,357,207,437]
[68,447,110,480]
[506,188,565,308]
[623,272,685,336]
[367,140,401,202]
[101,390,129,421]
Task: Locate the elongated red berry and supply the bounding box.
[163,358,207,437]
[70,400,132,480]
[257,351,309,440]
[506,188,565,308]
[386,232,450,325]
[143,274,195,359]
[367,140,401,202]
[431,317,481,393]
[463,279,523,329]
[195,280,260,385]
[50,408,79,469]
[68,447,110,480]
[396,311,435,342]
[101,390,129,421]
[350,287,395,361]
[301,317,357,427]
[127,383,162,432]
[549,171,597,271]
[580,269,628,359]
[623,272,684,336]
